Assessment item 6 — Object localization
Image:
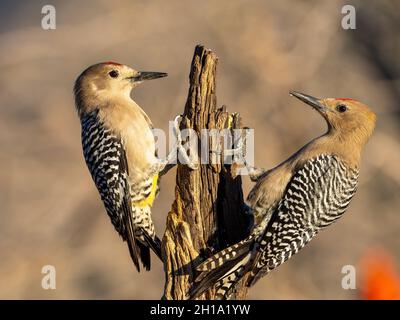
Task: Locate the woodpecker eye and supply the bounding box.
[336,104,347,113]
[108,70,119,78]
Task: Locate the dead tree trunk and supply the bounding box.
[162,45,250,300]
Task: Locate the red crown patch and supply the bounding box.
[103,61,122,66]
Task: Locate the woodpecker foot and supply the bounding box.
[173,115,199,170]
[247,166,269,182]
[210,130,267,180]
[217,130,246,158]
[157,115,198,174]
[209,130,246,165]
[211,148,267,181]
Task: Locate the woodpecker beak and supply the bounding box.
[290,91,327,113]
[129,71,168,82]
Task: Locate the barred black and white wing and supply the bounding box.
[80,111,143,271]
[247,154,359,286]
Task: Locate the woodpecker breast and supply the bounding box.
[93,98,158,181]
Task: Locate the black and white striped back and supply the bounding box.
[192,154,359,299]
[81,111,129,235]
[249,154,358,286]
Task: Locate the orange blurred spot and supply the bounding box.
[361,249,400,300]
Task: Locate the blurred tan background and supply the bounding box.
[0,0,399,299]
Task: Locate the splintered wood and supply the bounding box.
[162,45,249,300]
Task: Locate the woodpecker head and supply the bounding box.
[290,91,376,146]
[74,61,167,115]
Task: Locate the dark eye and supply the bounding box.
[336,104,347,113]
[108,70,119,78]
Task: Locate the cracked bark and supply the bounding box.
[162,45,250,300]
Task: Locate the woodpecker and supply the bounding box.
[190,92,376,299]
[74,61,194,272]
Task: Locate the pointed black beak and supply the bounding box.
[290,91,327,112]
[129,71,168,82]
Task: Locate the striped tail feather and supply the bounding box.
[190,239,254,299]
[213,262,248,300]
[246,227,317,287]
[196,237,254,273]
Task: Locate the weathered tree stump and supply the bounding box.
[162,45,250,300]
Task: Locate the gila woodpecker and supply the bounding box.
[74,61,194,272]
[190,92,376,299]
